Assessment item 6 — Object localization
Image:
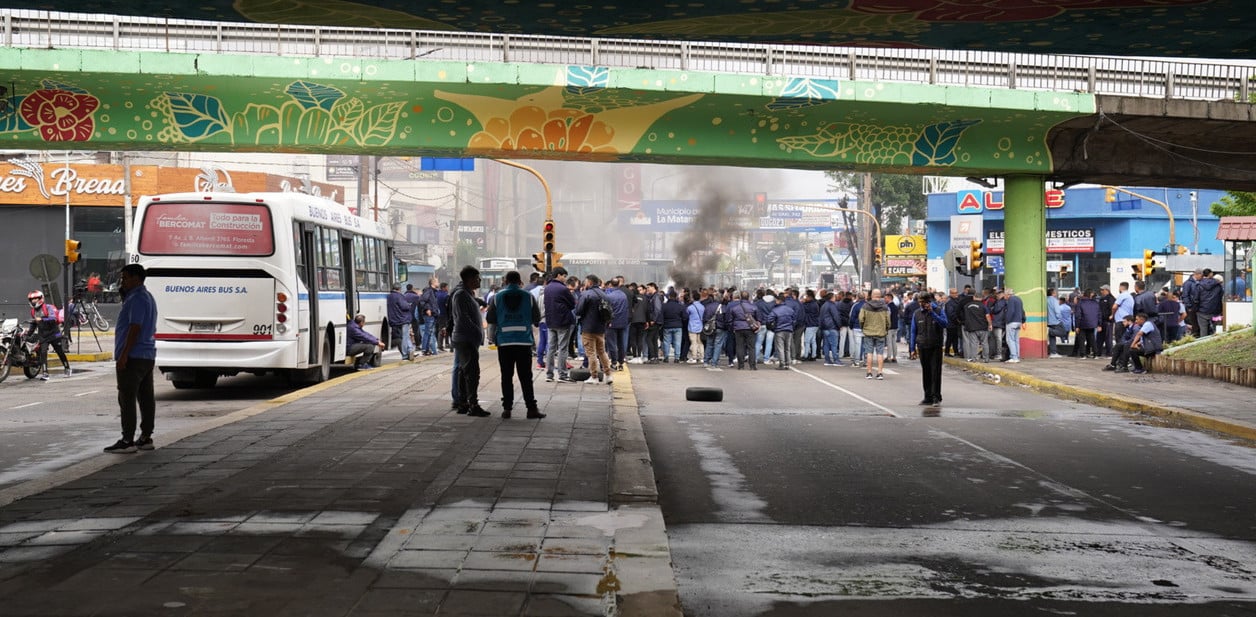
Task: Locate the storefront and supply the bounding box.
[0,160,342,315]
[925,186,1227,294]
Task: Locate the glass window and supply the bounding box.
[138,202,274,256]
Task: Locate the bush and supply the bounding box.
[1165,334,1195,349]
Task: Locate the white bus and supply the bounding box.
[129,191,395,388]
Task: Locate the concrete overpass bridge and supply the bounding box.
[1,9,1254,357]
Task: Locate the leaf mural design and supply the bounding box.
[353,101,405,146]
[332,97,366,132]
[911,119,981,166]
[166,92,230,140]
[766,77,840,111]
[778,130,851,159]
[287,81,345,112]
[230,103,282,146]
[566,66,610,96]
[39,79,88,95]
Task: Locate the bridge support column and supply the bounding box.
[1003,175,1048,359]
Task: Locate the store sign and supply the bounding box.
[986,228,1094,254]
[885,234,926,256]
[457,221,486,248]
[956,189,1065,213]
[882,257,927,276]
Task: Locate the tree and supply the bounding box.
[1211,191,1256,217]
[825,171,928,234]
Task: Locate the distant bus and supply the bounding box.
[129,191,394,388]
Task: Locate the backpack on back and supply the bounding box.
[598,295,614,323]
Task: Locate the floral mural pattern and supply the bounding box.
[0,80,99,143]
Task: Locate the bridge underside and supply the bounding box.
[0,48,1091,180]
[1047,95,1256,191]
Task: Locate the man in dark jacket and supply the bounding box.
[643,283,662,363]
[944,288,964,357]
[836,292,853,360]
[1190,269,1224,336]
[910,291,948,405]
[659,290,687,363]
[768,294,796,369]
[800,289,821,361]
[961,295,990,362]
[575,274,614,384]
[451,266,491,417]
[1074,289,1102,358]
[628,283,648,362]
[729,291,759,370]
[386,284,413,360]
[820,291,843,366]
[754,290,775,364]
[604,279,630,370]
[543,267,576,382]
[403,284,424,359]
[418,278,440,355]
[1097,285,1117,357]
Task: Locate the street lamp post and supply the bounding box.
[794,204,884,288]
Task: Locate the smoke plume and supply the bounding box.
[667,170,747,290]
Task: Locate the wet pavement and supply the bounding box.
[0,352,680,617]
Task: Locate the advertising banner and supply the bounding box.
[986,228,1094,254]
[886,235,926,256]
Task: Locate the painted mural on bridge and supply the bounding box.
[0,50,1091,177]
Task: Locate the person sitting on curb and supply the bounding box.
[1102,315,1138,373]
[346,314,384,370]
[1128,312,1163,375]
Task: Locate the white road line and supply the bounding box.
[74,390,100,398]
[790,367,900,417]
[10,402,42,410]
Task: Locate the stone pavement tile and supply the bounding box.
[493,499,553,511]
[200,534,285,554]
[487,508,551,525]
[499,487,558,502]
[165,521,239,535]
[389,549,468,569]
[231,521,305,535]
[439,589,526,616]
[25,529,107,546]
[0,531,41,546]
[481,520,547,537]
[109,533,211,553]
[55,516,141,531]
[540,537,611,556]
[535,553,606,574]
[550,501,607,513]
[530,572,605,596]
[371,568,458,590]
[296,523,369,539]
[101,550,186,570]
[470,535,542,553]
[351,588,445,614]
[0,519,62,533]
[452,569,534,592]
[48,565,157,593]
[420,506,490,522]
[248,511,320,524]
[461,550,538,572]
[522,593,607,617]
[414,519,485,536]
[267,537,351,556]
[169,551,261,572]
[437,487,500,504]
[404,533,479,551]
[0,545,75,562]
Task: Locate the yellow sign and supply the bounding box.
[885,235,926,256]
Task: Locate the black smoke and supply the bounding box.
[667,171,746,290]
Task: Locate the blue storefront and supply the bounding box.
[925,186,1227,293]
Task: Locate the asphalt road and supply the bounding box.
[0,360,311,491]
[635,358,1256,616]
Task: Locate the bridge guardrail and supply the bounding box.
[3,8,1254,103]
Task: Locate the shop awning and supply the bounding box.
[1216,216,1256,241]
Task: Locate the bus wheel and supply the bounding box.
[305,336,332,384]
[193,371,218,389]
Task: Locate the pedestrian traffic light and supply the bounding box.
[65,239,82,263]
[532,252,546,273]
[542,220,556,253]
[969,240,983,273]
[1104,187,1117,202]
[1143,249,1156,276]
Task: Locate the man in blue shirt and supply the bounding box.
[105,264,159,454]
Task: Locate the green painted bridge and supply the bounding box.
[0,47,1091,179]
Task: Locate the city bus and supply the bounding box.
[129,191,394,388]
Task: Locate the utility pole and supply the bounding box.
[861,172,874,288]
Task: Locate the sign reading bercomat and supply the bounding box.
[885,235,926,256]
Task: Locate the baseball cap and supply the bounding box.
[1099,284,1109,290]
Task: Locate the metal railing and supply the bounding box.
[3,8,1254,103]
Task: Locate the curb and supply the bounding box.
[608,368,684,617]
[945,357,1256,442]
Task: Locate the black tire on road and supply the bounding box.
[569,368,591,382]
[685,386,723,402]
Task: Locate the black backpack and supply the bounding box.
[598,292,613,323]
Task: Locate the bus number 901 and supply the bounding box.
[253,324,273,336]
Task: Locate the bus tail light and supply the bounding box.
[276,292,289,333]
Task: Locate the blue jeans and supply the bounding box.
[706,331,728,366]
[398,323,414,359]
[755,326,774,362]
[420,315,437,354]
[535,322,548,364]
[802,326,818,358]
[607,326,628,365]
[850,329,864,363]
[662,327,683,361]
[1006,322,1022,360]
[822,328,840,364]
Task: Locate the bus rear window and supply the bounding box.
[138,202,275,256]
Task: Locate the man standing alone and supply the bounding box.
[1003,287,1025,363]
[451,265,491,417]
[910,291,948,406]
[104,264,159,453]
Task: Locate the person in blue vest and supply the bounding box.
[487,270,544,420]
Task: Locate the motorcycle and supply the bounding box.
[0,318,47,383]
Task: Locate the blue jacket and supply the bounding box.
[660,298,686,329]
[1059,303,1075,331]
[835,298,853,328]
[433,289,448,318]
[404,290,424,321]
[820,299,842,330]
[686,301,705,333]
[704,300,725,331]
[347,318,380,347]
[768,303,796,332]
[487,284,540,347]
[606,287,630,328]
[849,300,866,330]
[450,283,484,345]
[387,290,412,326]
[800,300,820,328]
[909,302,949,351]
[1192,277,1223,314]
[728,299,756,331]
[784,297,803,324]
[1004,294,1026,324]
[574,286,609,334]
[754,297,774,323]
[543,279,576,328]
[1046,296,1060,326]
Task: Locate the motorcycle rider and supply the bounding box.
[27,290,71,379]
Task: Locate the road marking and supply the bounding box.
[74,390,100,397]
[790,367,900,417]
[10,402,42,410]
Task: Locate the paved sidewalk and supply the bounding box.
[945,355,1256,442]
[0,352,681,617]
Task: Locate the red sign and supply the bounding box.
[617,165,641,211]
[955,189,1066,213]
[138,202,275,256]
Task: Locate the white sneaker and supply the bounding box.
[1007,358,1021,363]
[1048,354,1063,358]
[686,359,697,364]
[583,376,602,384]
[628,357,644,365]
[604,376,614,384]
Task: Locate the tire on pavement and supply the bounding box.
[685,386,723,402]
[569,368,592,382]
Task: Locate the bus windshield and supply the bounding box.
[138,201,275,256]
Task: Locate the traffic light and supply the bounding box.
[550,251,563,269]
[532,252,546,273]
[1143,249,1156,276]
[1104,187,1117,203]
[542,220,556,253]
[873,247,882,265]
[65,239,82,263]
[969,240,983,273]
